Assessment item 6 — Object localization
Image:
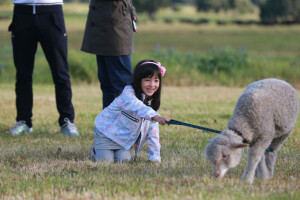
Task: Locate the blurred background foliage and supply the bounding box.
[0,0,299,87]
[2,0,298,23]
[136,0,300,24]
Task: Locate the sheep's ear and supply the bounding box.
[232,143,248,149]
[207,139,212,143]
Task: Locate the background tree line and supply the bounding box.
[1,0,299,23]
[133,0,300,24]
[194,0,300,23]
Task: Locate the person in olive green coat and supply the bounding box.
[81,0,137,109]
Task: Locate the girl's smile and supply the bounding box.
[141,74,160,97]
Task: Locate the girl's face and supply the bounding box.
[141,73,160,98]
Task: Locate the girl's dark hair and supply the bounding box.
[131,59,162,111]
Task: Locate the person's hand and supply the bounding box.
[151,115,170,125]
[132,16,139,33]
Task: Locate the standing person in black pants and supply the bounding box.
[81,0,138,109]
[7,0,79,136]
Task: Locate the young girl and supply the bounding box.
[90,59,170,163]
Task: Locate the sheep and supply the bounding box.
[205,78,299,184]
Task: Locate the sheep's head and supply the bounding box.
[205,130,248,178]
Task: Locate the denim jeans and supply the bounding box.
[96,55,132,109]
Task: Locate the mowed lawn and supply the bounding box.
[0,84,299,199]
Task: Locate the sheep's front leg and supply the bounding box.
[241,141,270,184]
[255,153,269,180]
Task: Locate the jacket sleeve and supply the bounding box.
[129,0,137,18]
[146,121,161,162]
[121,86,158,120]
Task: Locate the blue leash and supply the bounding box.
[167,119,221,134]
[167,120,274,152]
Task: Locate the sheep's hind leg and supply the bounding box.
[265,132,291,178]
[264,151,277,178]
[255,153,270,180]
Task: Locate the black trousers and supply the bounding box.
[9,5,75,127]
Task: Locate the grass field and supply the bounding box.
[0,4,300,87]
[0,3,300,199]
[1,4,299,56]
[1,3,300,87]
[0,84,300,199]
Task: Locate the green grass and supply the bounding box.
[0,4,300,197]
[1,3,300,56]
[0,3,300,199]
[0,84,300,199]
[1,4,300,87]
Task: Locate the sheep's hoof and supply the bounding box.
[241,176,254,184]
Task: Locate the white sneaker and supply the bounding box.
[60,118,79,136]
[7,121,33,136]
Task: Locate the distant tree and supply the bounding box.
[195,0,209,11]
[171,0,194,3]
[171,0,184,3]
[250,0,267,6]
[259,0,300,23]
[235,0,256,13]
[195,0,254,13]
[195,0,233,12]
[133,0,170,20]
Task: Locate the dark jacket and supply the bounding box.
[81,0,136,56]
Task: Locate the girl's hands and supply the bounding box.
[151,115,171,125]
